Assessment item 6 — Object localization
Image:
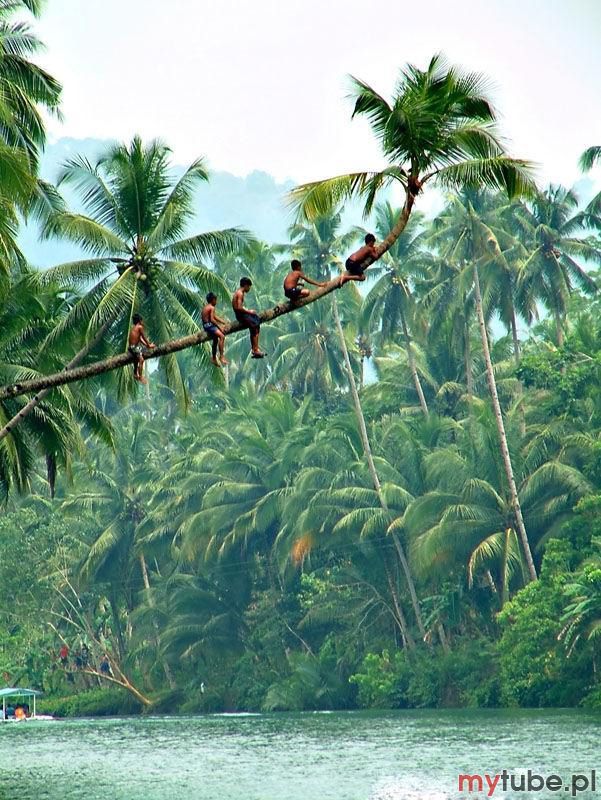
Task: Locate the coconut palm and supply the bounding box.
[561,537,601,656]
[60,411,167,660]
[0,0,61,165]
[362,204,433,414]
[505,186,600,347]
[0,270,110,497]
[289,54,534,260]
[37,136,253,407]
[424,190,540,579]
[405,404,589,605]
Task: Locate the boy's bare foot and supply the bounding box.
[220,357,229,365]
[135,375,148,384]
[251,351,266,359]
[211,357,222,367]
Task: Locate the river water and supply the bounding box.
[0,709,599,799]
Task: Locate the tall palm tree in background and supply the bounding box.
[507,186,600,346]
[428,192,539,579]
[405,405,589,604]
[363,204,433,415]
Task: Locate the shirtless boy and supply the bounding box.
[340,233,379,285]
[283,259,326,303]
[201,292,229,367]
[232,277,265,359]
[128,314,155,383]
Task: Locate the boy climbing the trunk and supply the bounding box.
[128,314,155,383]
[232,277,265,359]
[202,293,229,367]
[283,259,326,303]
[340,233,379,285]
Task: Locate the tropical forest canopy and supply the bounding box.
[1,0,601,714]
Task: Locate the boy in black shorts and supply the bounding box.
[232,277,265,358]
[340,234,379,285]
[283,259,326,303]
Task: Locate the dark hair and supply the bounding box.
[291,259,302,270]
[365,233,376,245]
[132,313,143,324]
[206,292,217,303]
[240,277,252,287]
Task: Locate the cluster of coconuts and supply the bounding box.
[131,254,161,293]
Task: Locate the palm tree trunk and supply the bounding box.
[464,320,474,398]
[0,197,418,403]
[139,554,176,689]
[109,588,127,662]
[554,310,564,347]
[510,308,521,363]
[384,560,415,649]
[376,192,416,260]
[510,307,526,437]
[472,265,537,581]
[399,310,429,416]
[332,296,427,640]
[0,317,114,441]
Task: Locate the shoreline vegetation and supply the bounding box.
[1,3,601,719]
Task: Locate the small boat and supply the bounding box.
[0,687,54,721]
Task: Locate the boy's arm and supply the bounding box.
[140,330,154,348]
[299,271,326,287]
[214,312,227,325]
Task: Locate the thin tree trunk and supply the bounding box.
[554,310,564,347]
[109,588,126,662]
[437,623,451,654]
[464,320,474,398]
[333,296,427,641]
[472,265,537,581]
[510,308,521,363]
[139,554,176,689]
[399,310,429,416]
[510,307,526,437]
[0,317,114,441]
[384,560,415,649]
[0,197,418,403]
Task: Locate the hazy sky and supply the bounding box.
[36,0,600,189]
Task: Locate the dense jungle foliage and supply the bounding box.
[1,0,601,715]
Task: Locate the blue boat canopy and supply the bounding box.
[0,688,41,699]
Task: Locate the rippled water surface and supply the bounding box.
[1,709,600,799]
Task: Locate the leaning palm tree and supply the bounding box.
[0,136,253,441]
[289,54,534,259]
[0,56,536,405]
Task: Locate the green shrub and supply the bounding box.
[38,688,142,717]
